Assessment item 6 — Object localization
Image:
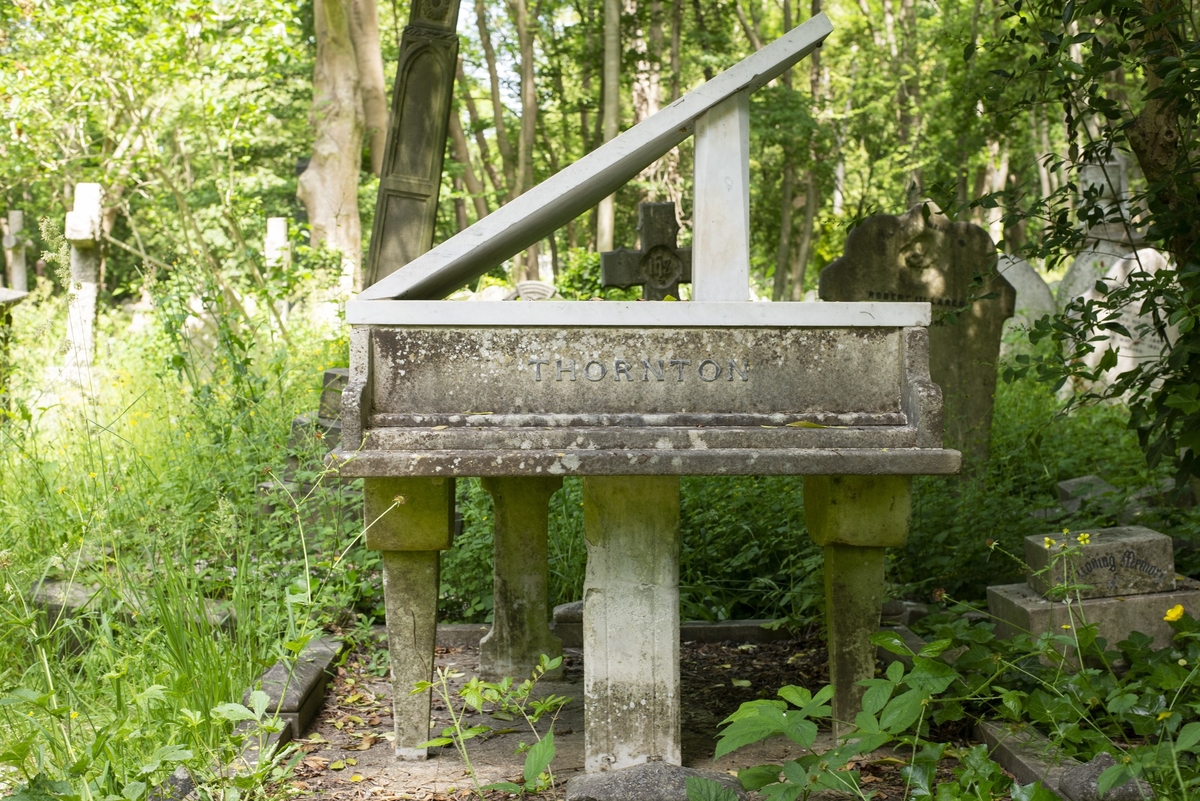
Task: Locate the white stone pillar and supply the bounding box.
[265,217,290,270]
[582,475,681,772]
[692,90,751,301]
[64,184,103,374]
[3,211,27,293]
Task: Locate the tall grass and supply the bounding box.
[0,278,352,800]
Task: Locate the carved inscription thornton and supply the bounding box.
[527,358,750,383]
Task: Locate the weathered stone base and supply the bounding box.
[987,578,1200,652]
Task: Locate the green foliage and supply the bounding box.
[0,274,358,798]
[416,654,569,798]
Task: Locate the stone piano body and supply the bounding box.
[335,12,960,771]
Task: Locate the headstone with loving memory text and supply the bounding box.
[989,525,1200,652]
[818,205,1015,471]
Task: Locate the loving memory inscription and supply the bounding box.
[527,358,750,382]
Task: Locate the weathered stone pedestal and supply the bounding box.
[364,476,455,760]
[989,526,1200,655]
[582,476,681,771]
[479,476,564,680]
[805,475,911,735]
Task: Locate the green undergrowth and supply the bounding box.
[0,284,360,800]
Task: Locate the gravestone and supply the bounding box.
[1078,248,1174,386]
[1057,156,1142,311]
[998,255,1055,331]
[988,525,1200,653]
[64,183,103,375]
[363,0,464,286]
[819,205,1015,470]
[338,15,960,764]
[601,202,692,300]
[3,210,28,292]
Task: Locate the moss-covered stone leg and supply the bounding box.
[582,476,681,773]
[804,475,912,738]
[479,476,564,680]
[365,476,456,760]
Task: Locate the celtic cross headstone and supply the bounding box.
[601,203,692,300]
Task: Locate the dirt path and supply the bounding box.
[283,631,965,800]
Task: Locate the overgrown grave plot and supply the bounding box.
[289,633,995,801]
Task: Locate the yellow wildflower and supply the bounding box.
[1061,624,1072,630]
[70,710,78,719]
[1044,537,1055,549]
[1158,710,1174,721]
[1077,532,1091,545]
[1166,604,1185,622]
[1179,659,1188,667]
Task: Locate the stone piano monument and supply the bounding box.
[334,14,960,771]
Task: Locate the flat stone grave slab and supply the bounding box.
[1024,526,1176,599]
[987,577,1200,652]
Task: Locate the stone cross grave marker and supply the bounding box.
[819,205,1015,471]
[601,202,692,300]
[339,14,961,767]
[64,183,103,376]
[3,210,29,293]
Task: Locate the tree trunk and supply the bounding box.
[597,0,620,251]
[457,58,505,198]
[297,0,364,293]
[1127,0,1197,266]
[772,0,794,301]
[476,0,518,194]
[449,109,490,221]
[670,0,682,101]
[790,0,822,301]
[350,0,388,177]
[508,0,539,279]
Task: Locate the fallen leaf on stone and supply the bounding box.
[368,716,381,726]
[302,757,329,771]
[354,733,377,750]
[333,720,345,730]
[861,775,882,784]
[731,679,751,688]
[737,644,757,651]
[306,733,330,744]
[350,775,364,783]
[329,760,346,771]
[344,693,363,704]
[346,758,358,766]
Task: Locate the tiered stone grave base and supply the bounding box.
[988,525,1200,655]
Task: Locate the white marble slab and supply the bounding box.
[345,300,929,327]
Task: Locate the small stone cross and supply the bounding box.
[601,202,692,300]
